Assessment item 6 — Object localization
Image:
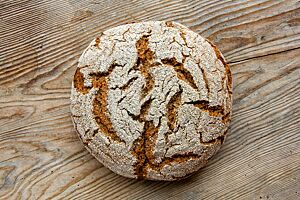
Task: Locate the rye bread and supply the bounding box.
[70,21,232,181]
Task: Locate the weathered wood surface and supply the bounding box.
[0,0,299,199]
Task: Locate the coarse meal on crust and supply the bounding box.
[70,21,233,181]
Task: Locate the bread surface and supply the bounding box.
[70,21,232,181]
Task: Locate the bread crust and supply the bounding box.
[70,21,232,181]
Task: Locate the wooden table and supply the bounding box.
[1,1,299,199]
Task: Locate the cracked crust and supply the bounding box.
[70,21,233,181]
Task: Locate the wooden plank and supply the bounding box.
[0,0,299,199]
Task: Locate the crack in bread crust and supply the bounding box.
[135,35,155,98]
[128,98,153,123]
[131,120,160,179]
[73,68,91,94]
[162,58,198,90]
[119,77,138,90]
[165,21,175,27]
[131,35,158,179]
[200,67,210,94]
[166,86,183,132]
[186,100,224,117]
[92,64,125,143]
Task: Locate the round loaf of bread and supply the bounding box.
[70,21,232,181]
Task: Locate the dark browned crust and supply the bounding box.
[165,21,174,27]
[131,120,160,179]
[94,37,100,48]
[135,35,155,98]
[94,33,103,48]
[73,68,91,94]
[180,31,188,47]
[162,58,198,90]
[186,100,224,117]
[73,64,124,143]
[91,64,125,143]
[166,86,183,131]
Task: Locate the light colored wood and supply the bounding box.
[0,0,299,199]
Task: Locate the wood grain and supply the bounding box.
[0,0,299,199]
